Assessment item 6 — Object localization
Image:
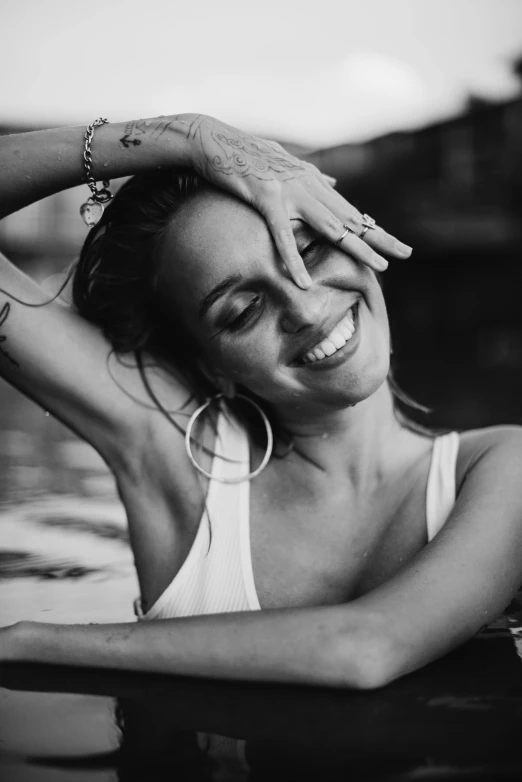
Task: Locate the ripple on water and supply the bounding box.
[0,550,103,580]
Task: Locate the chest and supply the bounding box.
[121,435,434,614]
[247,455,431,609]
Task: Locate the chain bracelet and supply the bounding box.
[83,118,112,203]
[80,118,113,226]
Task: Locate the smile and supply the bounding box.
[297,302,360,365]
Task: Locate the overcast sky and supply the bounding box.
[2,0,522,147]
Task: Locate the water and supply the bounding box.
[0,381,137,782]
[1,380,522,782]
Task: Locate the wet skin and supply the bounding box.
[156,188,391,423]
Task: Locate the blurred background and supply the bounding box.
[1,2,522,777]
[1,0,522,618]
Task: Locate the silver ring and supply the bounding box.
[335,223,355,248]
[360,213,377,241]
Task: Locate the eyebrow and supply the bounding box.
[197,220,310,320]
[198,273,243,320]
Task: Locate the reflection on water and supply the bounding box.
[1,380,522,781]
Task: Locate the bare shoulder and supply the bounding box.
[456,425,522,492]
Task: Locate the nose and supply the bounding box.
[279,282,329,334]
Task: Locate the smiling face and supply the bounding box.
[156,187,391,414]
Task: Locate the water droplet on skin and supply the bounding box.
[145,120,152,127]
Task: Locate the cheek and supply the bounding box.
[212,330,280,386]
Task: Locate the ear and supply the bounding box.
[216,375,236,399]
[197,360,236,399]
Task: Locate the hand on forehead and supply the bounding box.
[157,188,293,313]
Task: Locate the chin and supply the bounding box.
[305,348,391,408]
[319,370,389,410]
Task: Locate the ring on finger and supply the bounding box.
[335,223,356,248]
[359,213,377,241]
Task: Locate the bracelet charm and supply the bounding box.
[79,199,105,227]
[80,117,113,226]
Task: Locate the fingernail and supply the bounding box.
[298,272,313,289]
[395,241,412,257]
[375,258,388,271]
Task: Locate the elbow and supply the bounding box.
[324,615,403,691]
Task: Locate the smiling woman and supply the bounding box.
[1,112,522,691]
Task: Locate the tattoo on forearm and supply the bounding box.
[0,302,20,368]
[119,118,177,149]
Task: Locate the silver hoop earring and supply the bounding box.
[185,393,274,484]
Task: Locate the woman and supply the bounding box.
[0,113,521,690]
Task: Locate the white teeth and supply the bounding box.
[299,303,358,365]
[330,332,346,349]
[321,340,337,356]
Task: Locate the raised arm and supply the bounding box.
[4,427,521,689]
[1,114,410,282]
[1,113,411,465]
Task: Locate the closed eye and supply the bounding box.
[223,237,322,334]
[227,294,261,332]
[299,237,322,264]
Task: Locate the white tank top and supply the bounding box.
[135,411,459,621]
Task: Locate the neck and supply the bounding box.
[273,382,406,485]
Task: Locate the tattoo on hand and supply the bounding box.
[0,302,20,368]
[183,115,307,182]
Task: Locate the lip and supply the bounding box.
[290,297,361,367]
[290,296,361,367]
[295,301,362,371]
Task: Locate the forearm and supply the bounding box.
[0,115,195,219]
[8,605,386,689]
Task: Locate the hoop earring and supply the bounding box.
[185,393,273,484]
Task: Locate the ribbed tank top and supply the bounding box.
[135,411,459,621]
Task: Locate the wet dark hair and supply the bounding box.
[71,168,433,455]
[73,169,212,397]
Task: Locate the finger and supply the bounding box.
[307,186,413,259]
[324,175,337,186]
[358,223,412,259]
[316,191,412,258]
[260,200,312,289]
[299,198,389,272]
[304,162,337,190]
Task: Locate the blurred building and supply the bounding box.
[309,95,522,255]
[0,124,90,278]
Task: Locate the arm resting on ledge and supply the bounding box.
[5,606,388,690]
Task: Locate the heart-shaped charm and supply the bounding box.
[80,200,104,227]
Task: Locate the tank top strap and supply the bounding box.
[426,431,460,542]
